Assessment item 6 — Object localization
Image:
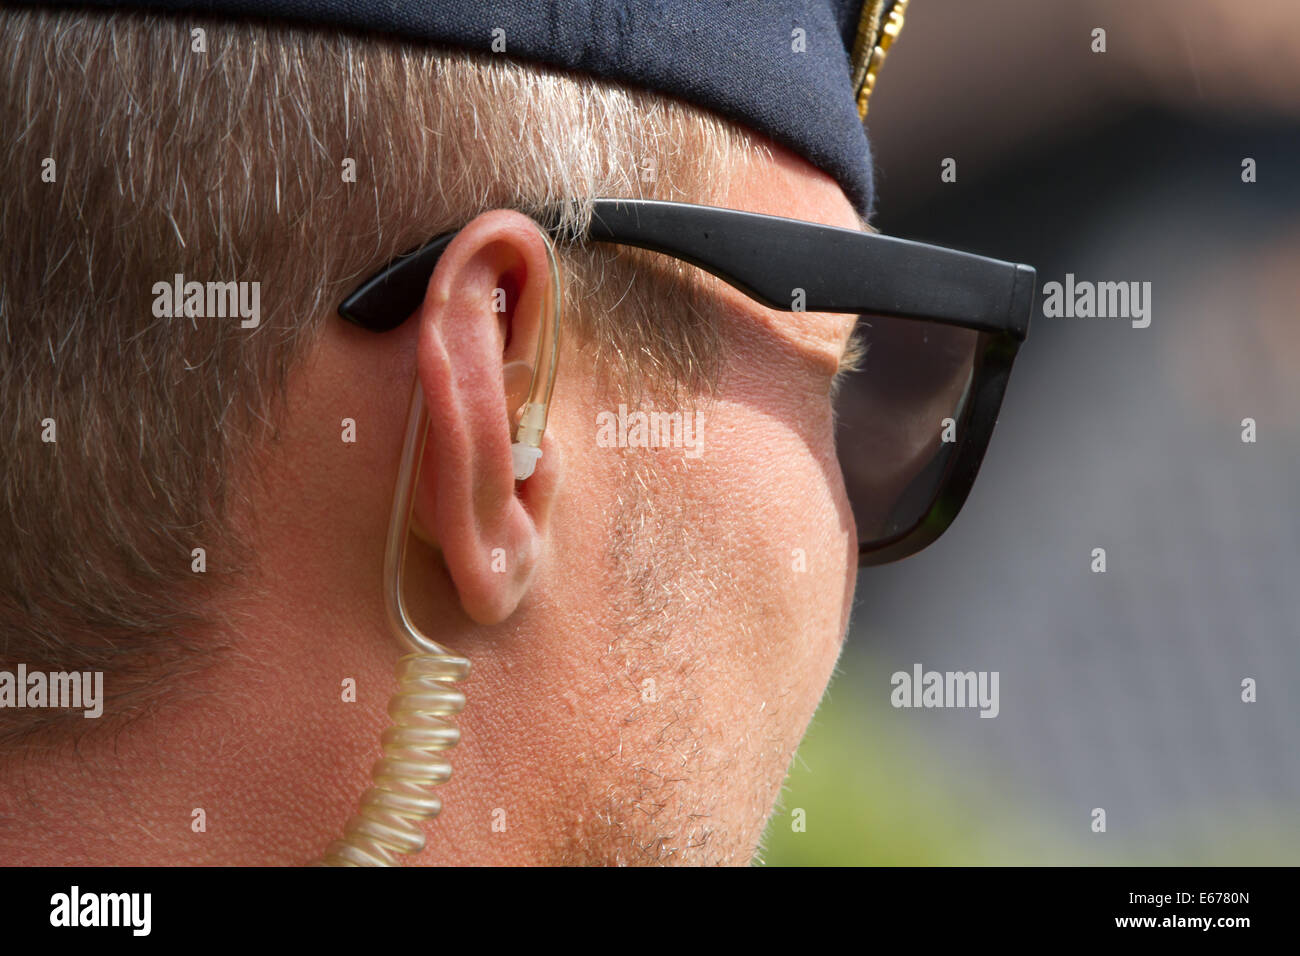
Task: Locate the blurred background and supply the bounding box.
[762,0,1300,865]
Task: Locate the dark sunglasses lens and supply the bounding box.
[834,316,981,559]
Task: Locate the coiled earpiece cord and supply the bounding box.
[316,380,470,866]
[317,227,562,865]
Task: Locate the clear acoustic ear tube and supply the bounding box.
[510,231,562,480]
[317,225,562,866]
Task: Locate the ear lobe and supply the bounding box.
[406,211,563,626]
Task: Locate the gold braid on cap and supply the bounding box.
[850,0,909,119]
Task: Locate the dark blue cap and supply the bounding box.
[43,0,910,215]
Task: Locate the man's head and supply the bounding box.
[0,8,862,863]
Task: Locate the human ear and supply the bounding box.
[408,210,564,625]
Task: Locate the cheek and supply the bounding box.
[699,387,856,702]
[521,372,856,859]
[671,385,855,841]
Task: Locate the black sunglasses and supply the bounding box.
[339,198,1035,566]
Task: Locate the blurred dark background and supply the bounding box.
[764,0,1300,864]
